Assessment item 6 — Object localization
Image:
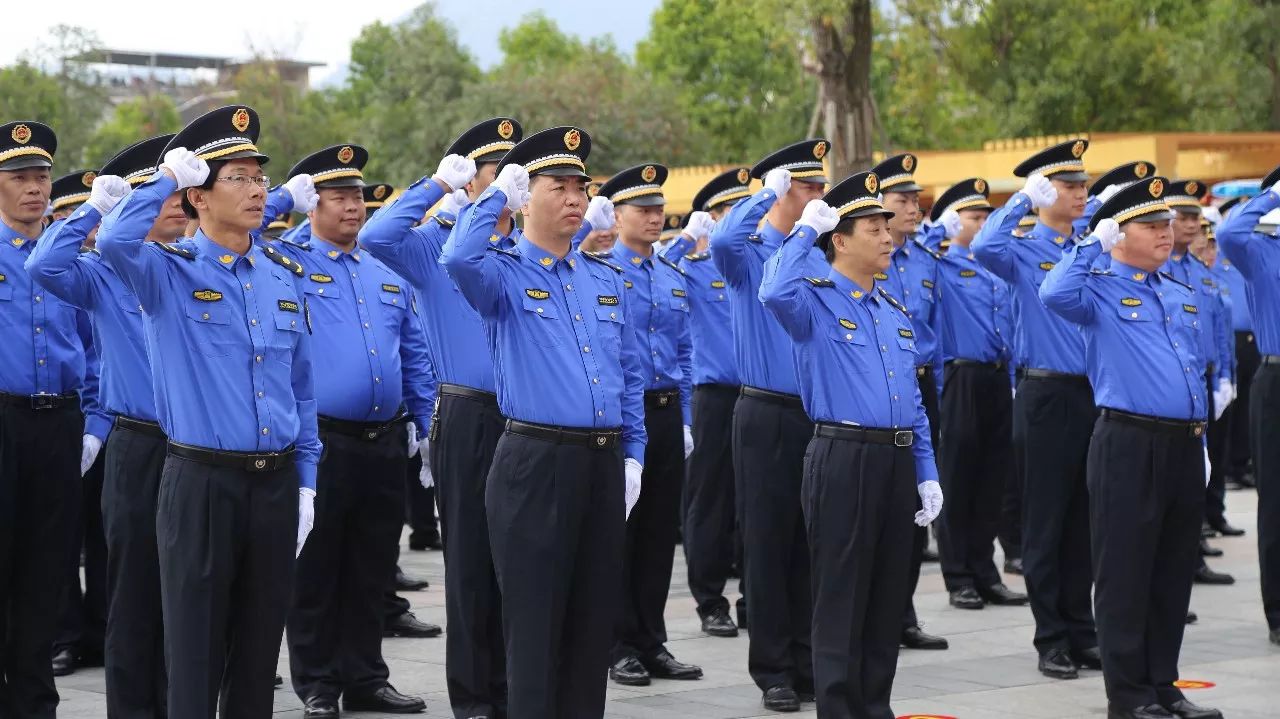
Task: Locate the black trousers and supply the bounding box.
[683,384,739,618]
[804,433,915,719]
[102,423,169,719]
[487,430,624,719]
[615,397,684,660]
[733,392,813,693]
[0,402,81,719]
[158,454,296,719]
[1228,331,1260,479]
[407,456,439,546]
[902,367,937,631]
[55,447,107,658]
[1205,373,1229,526]
[1019,375,1097,655]
[938,362,1010,591]
[1253,363,1280,631]
[289,426,407,701]
[1089,415,1202,710]
[429,389,506,719]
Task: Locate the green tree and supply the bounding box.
[84,95,181,166]
[227,60,357,171]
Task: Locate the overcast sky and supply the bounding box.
[2,0,661,81]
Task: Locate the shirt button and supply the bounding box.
[1130,312,1138,319]
[370,349,377,355]
[718,294,724,300]
[536,307,544,314]
[893,395,899,401]
[37,358,45,366]
[202,313,210,320]
[1166,317,1171,322]
[34,295,41,302]
[655,376,660,381]
[318,289,324,294]
[597,410,604,417]
[373,405,379,412]
[245,283,252,289]
[261,427,269,435]
[610,312,616,319]
[846,333,853,340]
[566,284,573,291]
[255,355,262,363]
[374,377,381,383]
[250,319,258,326]
[34,327,41,333]
[593,378,600,384]
[357,298,364,304]
[888,370,895,377]
[881,345,887,352]
[257,391,264,398]
[650,327,656,332]
[583,346,590,353]
[363,322,370,328]
[898,267,905,272]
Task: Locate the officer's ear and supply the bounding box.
[181,187,203,220]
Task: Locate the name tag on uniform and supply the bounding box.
[310,273,333,283]
[1039,261,1056,271]
[874,272,889,281]
[1183,304,1198,314]
[898,328,914,339]
[671,288,687,298]
[959,269,977,278]
[710,280,726,289]
[381,283,401,294]
[1201,278,1215,286]
[1121,297,1142,307]
[525,288,550,300]
[193,289,223,302]
[921,279,934,289]
[278,299,299,313]
[598,295,619,306]
[839,318,857,330]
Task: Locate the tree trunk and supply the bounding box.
[810,0,875,179]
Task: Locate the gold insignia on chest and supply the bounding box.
[525,288,550,300]
[671,288,687,297]
[310,274,333,283]
[711,280,726,289]
[959,269,977,278]
[898,328,914,338]
[381,284,401,293]
[193,289,223,302]
[839,318,856,330]
[598,295,619,305]
[1121,297,1142,307]
[278,299,299,312]
[1183,303,1198,314]
[1039,261,1056,271]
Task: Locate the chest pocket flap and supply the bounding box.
[185,301,230,325]
[521,292,560,319]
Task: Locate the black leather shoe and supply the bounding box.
[1186,611,1198,624]
[383,611,442,638]
[901,625,949,650]
[395,569,430,591]
[343,685,425,713]
[1163,699,1223,719]
[1198,538,1223,557]
[949,587,985,609]
[797,691,816,702]
[1038,648,1078,679]
[1071,645,1103,670]
[1004,557,1024,575]
[1207,519,1245,537]
[275,673,284,687]
[303,694,340,718]
[641,649,703,680]
[762,685,800,712]
[700,607,739,637]
[979,583,1029,606]
[51,647,76,677]
[408,532,443,551]
[1270,628,1280,645]
[1107,704,1175,719]
[609,656,650,686]
[1194,565,1235,585]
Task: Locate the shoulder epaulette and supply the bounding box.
[1159,272,1194,292]
[683,251,710,262]
[657,255,686,275]
[582,251,624,273]
[878,287,909,314]
[1188,253,1211,269]
[279,236,311,251]
[1090,268,1114,275]
[78,246,99,255]
[429,215,456,229]
[157,241,195,260]
[911,238,941,260]
[804,277,835,287]
[261,244,305,277]
[486,245,520,258]
[746,233,763,244]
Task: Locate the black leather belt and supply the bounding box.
[167,441,295,472]
[644,389,680,410]
[948,359,1006,370]
[0,390,78,410]
[1018,368,1089,383]
[506,419,620,449]
[694,383,741,393]
[115,415,165,438]
[740,385,804,410]
[1100,408,1206,439]
[1262,355,1280,366]
[439,382,499,408]
[915,364,933,378]
[318,413,409,441]
[815,422,914,447]
[1206,362,1216,377]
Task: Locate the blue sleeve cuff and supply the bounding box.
[85,415,114,443]
[623,441,645,465]
[296,461,317,491]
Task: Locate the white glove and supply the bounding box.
[159,147,210,190]
[585,195,615,231]
[433,154,477,193]
[86,175,130,215]
[624,458,643,520]
[939,208,963,239]
[1213,378,1233,420]
[683,210,715,241]
[80,434,103,476]
[1096,183,1123,205]
[914,479,943,527]
[1021,173,1058,209]
[439,188,468,217]
[1270,177,1280,196]
[282,173,318,214]
[419,437,434,489]
[1202,205,1222,226]
[297,487,316,557]
[683,425,694,459]
[1203,446,1212,488]
[492,164,530,212]
[798,199,839,235]
[764,168,792,198]
[406,421,420,458]
[1232,382,1239,401]
[1092,218,1122,252]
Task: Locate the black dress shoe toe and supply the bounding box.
[51,647,76,677]
[395,570,430,591]
[1185,611,1198,624]
[700,607,739,637]
[275,673,284,687]
[1210,521,1245,537]
[641,650,703,680]
[1198,538,1223,557]
[1107,704,1175,719]
[343,686,425,713]
[1071,645,1103,670]
[303,694,340,718]
[1270,627,1280,645]
[609,656,651,686]
[1004,557,1024,575]
[949,587,985,609]
[1038,648,1078,680]
[383,612,443,638]
[980,582,1029,606]
[1164,699,1223,719]
[1193,565,1235,585]
[762,685,800,712]
[901,625,949,650]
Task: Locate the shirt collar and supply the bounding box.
[195,230,258,272]
[759,220,788,249]
[518,236,570,272]
[312,234,362,263]
[610,241,653,270]
[1110,258,1156,285]
[0,218,36,249]
[1030,221,1070,248]
[892,238,911,259]
[827,266,877,302]
[945,241,975,260]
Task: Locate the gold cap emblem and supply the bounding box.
[337,146,355,164]
[668,215,679,228]
[1071,140,1086,158]
[81,171,96,188]
[813,141,828,160]
[373,185,387,200]
[865,173,878,194]
[974,178,986,194]
[1135,162,1149,179]
[564,129,581,151]
[497,119,514,139]
[11,124,31,144]
[902,154,915,172]
[1186,181,1199,196]
[231,108,251,133]
[641,165,657,183]
[1149,178,1164,198]
[587,183,599,198]
[736,168,749,185]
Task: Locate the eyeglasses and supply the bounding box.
[217,175,270,190]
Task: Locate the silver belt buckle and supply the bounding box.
[894,430,913,447]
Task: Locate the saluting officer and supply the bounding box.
[760,172,943,719]
[441,126,647,719]
[594,164,702,687]
[1217,165,1280,648]
[1213,196,1258,491]
[661,167,750,638]
[1040,177,1222,719]
[709,139,828,713]
[360,117,524,719]
[972,140,1100,678]
[272,145,435,717]
[96,105,321,719]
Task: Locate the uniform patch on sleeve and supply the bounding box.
[525,288,550,300]
[278,299,299,313]
[193,289,223,302]
[598,295,619,306]
[1121,297,1142,307]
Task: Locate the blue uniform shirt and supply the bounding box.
[97,174,321,490]
[938,242,1013,369]
[609,242,692,425]
[972,193,1087,375]
[1163,252,1231,382]
[274,235,435,426]
[441,187,648,462]
[1219,189,1280,356]
[76,315,112,441]
[1214,259,1252,333]
[663,236,738,386]
[879,238,943,374]
[1040,242,1207,420]
[760,222,937,484]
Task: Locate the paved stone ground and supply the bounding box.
[54,489,1277,718]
